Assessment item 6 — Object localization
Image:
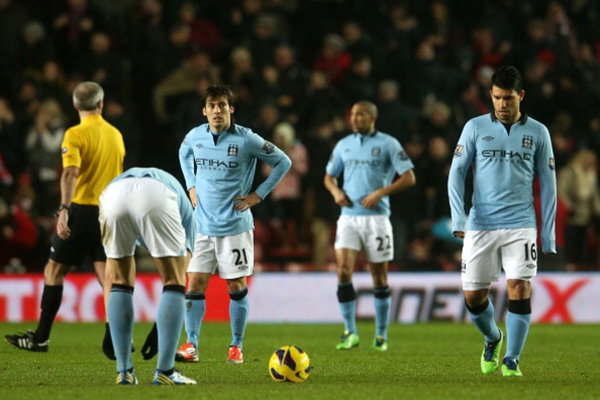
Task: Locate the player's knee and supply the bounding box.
[44,261,68,284]
[229,287,248,301]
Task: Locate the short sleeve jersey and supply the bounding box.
[326,131,414,217]
[61,114,125,206]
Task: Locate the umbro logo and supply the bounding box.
[482,136,494,141]
[196,143,204,149]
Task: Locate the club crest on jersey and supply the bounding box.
[549,157,555,170]
[453,145,464,158]
[227,143,239,156]
[372,147,380,157]
[262,141,275,154]
[522,135,533,149]
[61,147,68,154]
[399,150,409,160]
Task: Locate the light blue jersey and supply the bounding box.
[179,123,292,236]
[326,131,414,217]
[109,167,197,253]
[448,113,557,253]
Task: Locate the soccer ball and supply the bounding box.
[268,345,312,383]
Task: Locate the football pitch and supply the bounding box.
[0,322,598,400]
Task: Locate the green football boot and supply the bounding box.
[481,329,503,374]
[335,331,359,350]
[372,336,388,351]
[501,357,523,377]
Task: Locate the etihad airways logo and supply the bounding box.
[345,159,382,167]
[195,158,239,169]
[481,149,532,161]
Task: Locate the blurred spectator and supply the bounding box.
[173,74,213,142]
[452,79,490,129]
[38,60,72,117]
[244,13,285,72]
[304,117,342,270]
[128,0,171,127]
[0,0,29,91]
[342,19,385,80]
[296,70,347,133]
[385,2,422,83]
[557,148,600,269]
[50,0,108,73]
[18,20,55,76]
[226,46,258,89]
[103,97,143,170]
[24,98,65,219]
[177,1,222,55]
[391,134,428,268]
[0,196,38,271]
[402,38,463,107]
[419,99,458,142]
[271,44,311,124]
[0,96,25,176]
[153,50,219,125]
[312,33,351,85]
[77,31,127,99]
[375,79,417,143]
[262,122,309,249]
[339,53,377,104]
[254,102,281,140]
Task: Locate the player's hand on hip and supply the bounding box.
[56,213,71,239]
[453,231,465,239]
[234,192,262,212]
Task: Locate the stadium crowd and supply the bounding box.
[2,0,600,272]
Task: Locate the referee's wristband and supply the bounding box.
[54,204,70,218]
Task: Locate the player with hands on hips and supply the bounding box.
[177,84,291,364]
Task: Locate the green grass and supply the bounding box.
[0,322,598,399]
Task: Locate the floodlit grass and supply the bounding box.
[0,322,598,399]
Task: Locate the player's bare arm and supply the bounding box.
[188,187,198,208]
[56,166,79,239]
[324,174,351,207]
[233,192,262,212]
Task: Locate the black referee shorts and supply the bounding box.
[49,203,106,267]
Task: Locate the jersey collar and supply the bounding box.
[490,112,528,125]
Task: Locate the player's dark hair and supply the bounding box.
[355,100,378,118]
[491,66,523,93]
[205,84,235,107]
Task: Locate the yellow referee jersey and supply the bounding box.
[61,114,125,206]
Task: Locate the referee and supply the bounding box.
[5,82,125,353]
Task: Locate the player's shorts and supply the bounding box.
[187,230,254,279]
[99,177,186,258]
[461,228,537,291]
[334,215,393,263]
[50,203,105,266]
